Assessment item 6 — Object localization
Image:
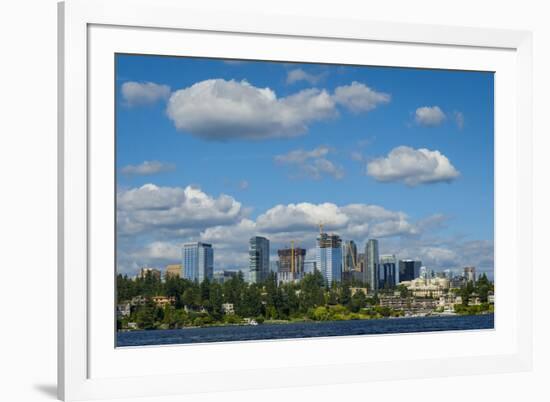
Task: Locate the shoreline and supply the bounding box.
[118,311,493,332]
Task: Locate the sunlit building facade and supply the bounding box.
[182,242,213,283]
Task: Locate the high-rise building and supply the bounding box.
[270,260,279,273]
[212,270,237,284]
[419,266,434,279]
[317,232,342,286]
[304,259,318,274]
[165,264,182,279]
[277,246,306,283]
[182,242,213,283]
[379,254,398,289]
[364,239,379,291]
[357,253,365,273]
[398,259,422,282]
[464,266,476,282]
[342,240,358,272]
[249,236,270,284]
[341,240,358,282]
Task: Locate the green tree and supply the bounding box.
[223,273,246,313]
[264,272,281,319]
[135,302,156,329]
[280,283,299,318]
[182,286,200,309]
[460,281,475,306]
[208,282,224,320]
[341,283,352,308]
[312,306,330,321]
[396,284,410,298]
[350,289,367,313]
[475,273,492,303]
[299,271,325,312]
[200,276,211,303]
[240,284,263,317]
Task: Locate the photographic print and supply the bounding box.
[115,55,494,347]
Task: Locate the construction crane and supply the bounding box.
[282,239,300,273]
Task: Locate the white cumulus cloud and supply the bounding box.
[117,184,244,236]
[333,81,391,113]
[415,106,446,126]
[275,146,344,180]
[120,160,175,175]
[166,79,391,141]
[256,202,349,233]
[366,146,460,186]
[121,81,171,107]
[286,68,327,85]
[166,79,337,141]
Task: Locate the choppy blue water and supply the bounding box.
[117,314,493,347]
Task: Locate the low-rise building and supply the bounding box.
[221,303,235,315]
[213,270,238,284]
[450,276,467,289]
[130,295,147,306]
[277,271,304,284]
[468,293,481,306]
[165,264,182,279]
[400,276,450,298]
[488,292,495,304]
[437,293,463,312]
[138,267,161,280]
[350,287,368,297]
[151,296,175,307]
[378,295,437,314]
[116,302,131,318]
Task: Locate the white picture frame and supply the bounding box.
[58,0,533,400]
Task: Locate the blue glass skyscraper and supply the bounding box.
[182,242,213,283]
[317,232,342,286]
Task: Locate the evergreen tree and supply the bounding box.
[341,283,352,308]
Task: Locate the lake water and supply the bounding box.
[116,314,493,347]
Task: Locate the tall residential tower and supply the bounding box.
[398,259,421,282]
[364,239,379,292]
[249,236,270,284]
[317,232,342,286]
[182,242,213,283]
[379,254,398,289]
[277,245,306,284]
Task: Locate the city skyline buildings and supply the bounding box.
[342,240,358,274]
[365,239,380,291]
[379,254,398,289]
[399,259,422,282]
[249,236,270,284]
[317,232,343,286]
[182,242,213,283]
[134,231,483,289]
[277,246,306,283]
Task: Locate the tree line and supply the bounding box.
[117,271,383,330]
[116,270,494,330]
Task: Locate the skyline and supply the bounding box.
[115,54,494,279]
[132,233,479,284]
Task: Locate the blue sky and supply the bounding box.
[115,54,494,278]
